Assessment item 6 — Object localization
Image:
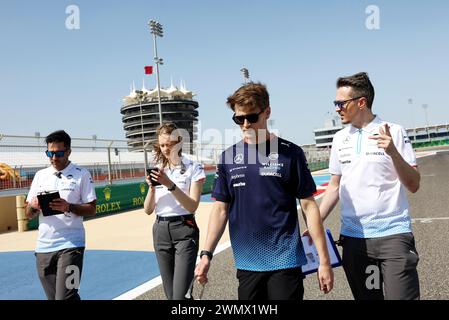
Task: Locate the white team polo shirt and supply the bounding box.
[154,157,206,217]
[26,162,97,253]
[329,116,417,238]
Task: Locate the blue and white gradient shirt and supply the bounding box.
[212,136,316,272]
[329,116,417,238]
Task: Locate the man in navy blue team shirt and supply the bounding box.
[195,82,334,300]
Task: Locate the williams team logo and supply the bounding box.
[268,152,279,161]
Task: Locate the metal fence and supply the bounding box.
[0,134,330,192]
[0,134,146,191]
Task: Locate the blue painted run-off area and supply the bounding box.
[0,250,159,300]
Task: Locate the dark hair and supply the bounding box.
[153,122,183,169]
[226,82,270,111]
[336,72,375,109]
[46,130,71,149]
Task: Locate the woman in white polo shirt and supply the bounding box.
[144,122,205,300]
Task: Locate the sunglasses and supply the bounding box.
[333,96,365,111]
[45,150,66,158]
[232,110,265,125]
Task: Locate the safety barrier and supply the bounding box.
[308,161,329,172]
[413,139,449,149]
[26,173,216,230]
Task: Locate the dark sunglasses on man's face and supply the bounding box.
[333,96,365,111]
[232,110,265,125]
[45,150,66,158]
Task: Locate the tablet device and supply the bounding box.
[37,191,64,216]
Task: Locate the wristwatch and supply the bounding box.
[167,183,177,192]
[200,250,213,261]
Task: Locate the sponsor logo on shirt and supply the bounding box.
[259,166,282,178]
[60,181,76,192]
[231,174,245,180]
[339,146,353,151]
[343,136,351,144]
[259,171,282,177]
[232,182,246,188]
[229,166,247,173]
[366,151,385,156]
[260,162,284,168]
[339,153,351,158]
[60,187,76,192]
[340,160,351,164]
[175,178,187,185]
[234,153,244,164]
[281,142,290,147]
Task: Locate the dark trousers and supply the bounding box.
[236,267,304,300]
[35,247,85,300]
[153,217,199,300]
[341,233,420,300]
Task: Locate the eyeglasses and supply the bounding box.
[45,150,66,158]
[333,96,365,111]
[232,110,265,125]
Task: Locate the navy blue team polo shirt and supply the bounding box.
[212,136,316,272]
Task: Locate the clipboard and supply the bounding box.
[301,229,342,276]
[37,190,63,216]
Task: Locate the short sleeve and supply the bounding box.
[294,148,317,199]
[394,125,417,167]
[26,171,40,203]
[191,162,206,183]
[328,135,342,175]
[211,154,231,203]
[81,170,97,203]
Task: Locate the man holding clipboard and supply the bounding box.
[25,130,96,300]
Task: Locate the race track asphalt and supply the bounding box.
[137,151,449,300]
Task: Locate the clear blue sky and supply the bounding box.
[1,0,448,146]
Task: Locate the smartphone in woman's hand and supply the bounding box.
[146,167,161,186]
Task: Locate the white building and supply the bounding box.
[406,124,449,144]
[313,118,344,148]
[314,118,449,149]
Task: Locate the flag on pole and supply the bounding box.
[144,66,153,74]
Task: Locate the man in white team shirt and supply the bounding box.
[26,130,96,300]
[318,72,421,300]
